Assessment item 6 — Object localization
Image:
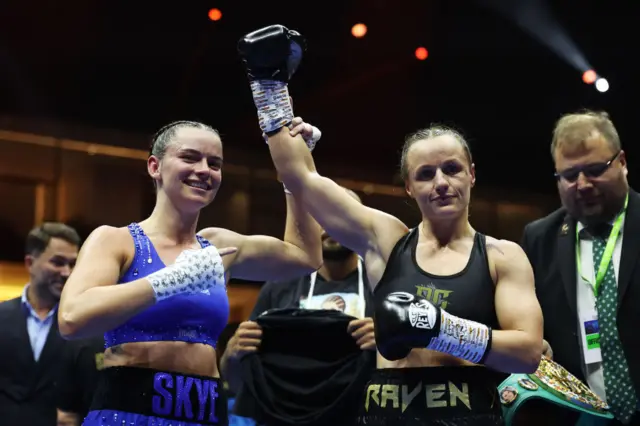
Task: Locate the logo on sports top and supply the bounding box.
[416,283,453,309]
[408,299,436,330]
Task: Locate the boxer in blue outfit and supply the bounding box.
[58,120,323,425]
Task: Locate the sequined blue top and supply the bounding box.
[104,223,229,349]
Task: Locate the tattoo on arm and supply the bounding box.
[110,344,124,354]
[487,243,505,256]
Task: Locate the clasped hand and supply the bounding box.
[227,321,262,361]
[348,317,376,351]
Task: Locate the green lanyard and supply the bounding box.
[575,194,628,297]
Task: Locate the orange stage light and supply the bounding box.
[351,23,367,38]
[582,69,597,84]
[208,8,222,21]
[415,47,428,60]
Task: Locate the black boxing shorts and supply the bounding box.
[84,366,228,425]
[358,365,504,426]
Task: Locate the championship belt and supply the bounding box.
[498,356,614,425]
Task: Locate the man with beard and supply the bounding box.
[222,188,376,426]
[0,223,80,426]
[521,110,640,425]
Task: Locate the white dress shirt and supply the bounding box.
[21,285,57,362]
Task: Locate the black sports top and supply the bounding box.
[374,228,500,331]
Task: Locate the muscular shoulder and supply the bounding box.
[87,225,131,244]
[81,225,133,261]
[485,237,525,259]
[485,237,530,278]
[487,236,531,280]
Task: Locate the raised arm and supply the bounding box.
[199,188,322,282]
[236,26,405,263]
[483,240,544,373]
[267,126,408,260]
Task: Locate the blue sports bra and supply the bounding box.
[104,223,229,349]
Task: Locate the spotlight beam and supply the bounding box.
[475,0,591,73]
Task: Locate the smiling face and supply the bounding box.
[27,237,78,301]
[403,134,475,221]
[148,125,223,212]
[24,223,80,303]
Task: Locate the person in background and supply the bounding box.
[0,222,80,426]
[56,335,106,426]
[522,110,640,425]
[222,189,376,426]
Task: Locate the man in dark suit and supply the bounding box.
[522,110,639,425]
[56,335,106,425]
[0,222,80,426]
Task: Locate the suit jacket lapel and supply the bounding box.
[32,314,63,392]
[37,314,62,368]
[618,190,640,305]
[557,214,578,315]
[11,298,36,365]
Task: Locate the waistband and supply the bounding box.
[358,366,503,426]
[90,366,228,425]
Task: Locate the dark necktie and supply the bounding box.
[584,224,637,423]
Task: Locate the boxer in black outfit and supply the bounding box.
[237,25,544,425]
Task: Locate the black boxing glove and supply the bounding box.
[374,291,492,363]
[238,25,306,136]
[238,24,305,82]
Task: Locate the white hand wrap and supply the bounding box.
[426,309,492,364]
[251,80,293,135]
[147,246,226,302]
[263,123,322,151]
[303,125,322,151]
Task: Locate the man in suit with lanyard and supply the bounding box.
[0,222,81,426]
[521,110,639,425]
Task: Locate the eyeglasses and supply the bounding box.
[554,151,620,183]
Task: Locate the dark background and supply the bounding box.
[1,0,637,195]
